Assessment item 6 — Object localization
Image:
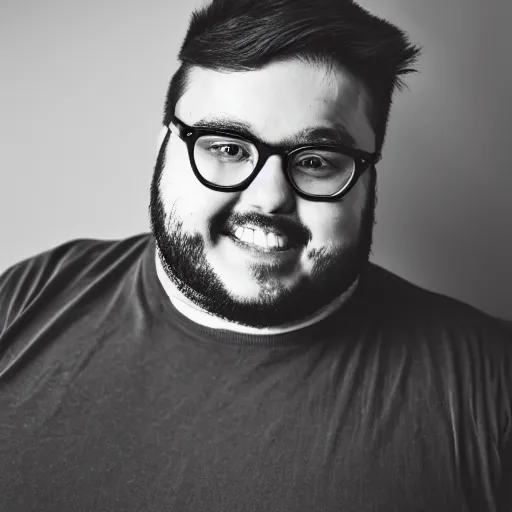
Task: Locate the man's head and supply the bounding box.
[150,0,420,328]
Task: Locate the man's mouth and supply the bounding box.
[229,226,297,252]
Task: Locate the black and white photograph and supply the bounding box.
[0,0,511,510]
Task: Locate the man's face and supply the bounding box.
[150,59,377,328]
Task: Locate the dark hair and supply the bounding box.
[163,0,421,154]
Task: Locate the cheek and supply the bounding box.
[299,180,368,246]
[159,146,234,234]
[159,141,196,201]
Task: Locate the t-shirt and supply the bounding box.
[0,233,511,512]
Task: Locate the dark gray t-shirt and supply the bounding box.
[1,233,511,511]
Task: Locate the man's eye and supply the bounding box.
[211,144,247,159]
[297,156,325,169]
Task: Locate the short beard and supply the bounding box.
[149,130,376,328]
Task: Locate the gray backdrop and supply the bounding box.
[0,0,510,321]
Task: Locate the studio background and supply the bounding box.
[0,0,511,321]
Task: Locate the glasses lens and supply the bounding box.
[194,135,258,186]
[289,149,356,196]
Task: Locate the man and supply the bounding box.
[0,0,510,510]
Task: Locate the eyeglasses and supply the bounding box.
[168,114,381,202]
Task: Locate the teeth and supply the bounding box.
[253,229,266,248]
[241,228,254,245]
[233,227,287,250]
[267,232,278,248]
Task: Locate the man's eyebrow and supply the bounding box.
[194,115,358,149]
[294,124,358,149]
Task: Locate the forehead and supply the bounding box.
[175,59,376,153]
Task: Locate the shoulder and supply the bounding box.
[0,233,152,333]
[354,262,512,344]
[0,233,152,291]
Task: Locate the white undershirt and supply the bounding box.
[155,254,359,336]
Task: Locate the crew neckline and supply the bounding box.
[141,235,367,348]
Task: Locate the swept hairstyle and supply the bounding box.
[162,0,421,155]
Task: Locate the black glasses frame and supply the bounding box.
[169,114,381,202]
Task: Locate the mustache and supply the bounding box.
[219,211,312,247]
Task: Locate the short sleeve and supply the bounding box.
[0,257,44,335]
[495,320,512,511]
[0,240,105,336]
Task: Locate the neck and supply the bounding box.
[155,254,359,335]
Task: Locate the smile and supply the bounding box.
[233,226,290,251]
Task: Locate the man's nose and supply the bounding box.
[238,155,296,214]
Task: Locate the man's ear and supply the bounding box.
[156,126,169,155]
